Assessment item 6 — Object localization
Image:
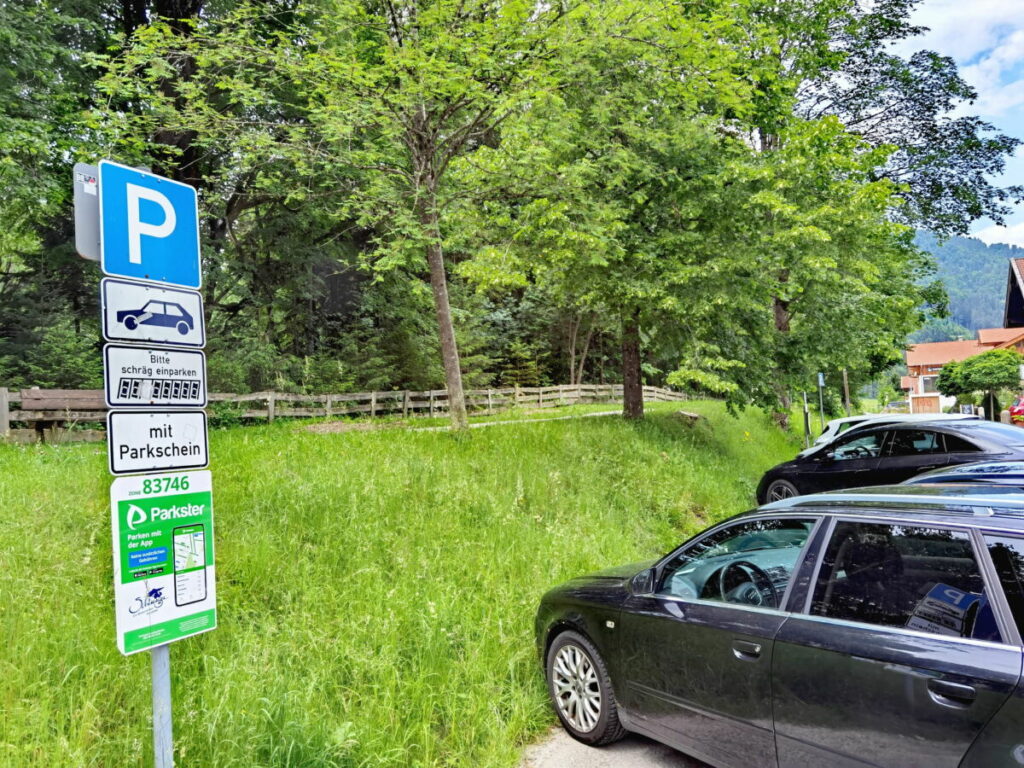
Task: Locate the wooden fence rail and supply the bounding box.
[1,384,694,443]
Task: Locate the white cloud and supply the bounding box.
[897,1,1024,117]
[973,221,1024,247]
[904,0,1024,63]
[958,29,1024,116]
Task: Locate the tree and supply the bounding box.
[97,0,595,429]
[454,0,756,419]
[937,349,1023,420]
[778,0,1022,236]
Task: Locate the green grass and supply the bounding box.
[0,401,799,768]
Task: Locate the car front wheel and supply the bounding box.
[176,321,189,335]
[546,630,626,746]
[765,478,800,503]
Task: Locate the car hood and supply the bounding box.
[573,559,656,583]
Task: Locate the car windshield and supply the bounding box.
[658,519,816,607]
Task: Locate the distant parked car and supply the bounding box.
[906,460,1024,488]
[758,420,1024,503]
[797,412,980,458]
[536,484,1024,767]
[116,300,194,335]
[1009,397,1024,426]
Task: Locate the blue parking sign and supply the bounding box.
[99,160,201,289]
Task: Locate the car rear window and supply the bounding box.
[957,423,1024,445]
[943,434,980,452]
[811,522,1002,642]
[984,535,1024,638]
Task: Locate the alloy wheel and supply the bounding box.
[768,482,796,502]
[551,643,602,733]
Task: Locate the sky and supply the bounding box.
[901,0,1024,246]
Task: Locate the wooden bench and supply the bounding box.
[10,388,107,442]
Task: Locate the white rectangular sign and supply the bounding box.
[74,162,100,261]
[108,410,209,475]
[110,471,216,654]
[101,278,205,347]
[104,344,207,409]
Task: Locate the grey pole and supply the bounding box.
[152,644,173,768]
[817,380,826,433]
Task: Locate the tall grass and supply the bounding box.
[0,401,797,767]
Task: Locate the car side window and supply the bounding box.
[944,433,980,453]
[887,430,942,456]
[658,518,816,609]
[165,304,182,317]
[810,522,1002,642]
[832,432,884,461]
[984,535,1024,637]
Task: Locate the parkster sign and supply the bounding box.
[110,471,216,655]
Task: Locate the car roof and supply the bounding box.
[753,483,1024,528]
[907,460,1024,485]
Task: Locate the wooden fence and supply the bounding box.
[0,384,693,443]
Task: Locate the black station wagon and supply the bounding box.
[535,485,1024,768]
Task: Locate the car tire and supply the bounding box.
[176,321,189,335]
[545,630,626,746]
[765,479,800,503]
[124,316,138,330]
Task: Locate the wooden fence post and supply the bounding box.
[429,392,435,416]
[538,388,543,406]
[514,384,521,407]
[403,390,410,418]
[370,391,377,418]
[267,393,276,423]
[487,389,493,414]
[0,387,9,441]
[325,395,333,419]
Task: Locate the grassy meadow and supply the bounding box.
[0,401,798,768]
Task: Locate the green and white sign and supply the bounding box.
[110,470,216,655]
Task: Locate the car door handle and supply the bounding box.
[732,640,762,661]
[928,679,976,708]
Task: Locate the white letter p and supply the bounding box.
[126,183,176,264]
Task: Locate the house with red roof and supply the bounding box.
[902,258,1024,413]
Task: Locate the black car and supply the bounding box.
[535,485,1024,767]
[116,300,195,335]
[906,460,1024,488]
[756,420,1024,504]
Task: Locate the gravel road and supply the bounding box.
[522,729,709,768]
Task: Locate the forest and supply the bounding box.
[913,232,1024,340]
[2,0,1021,427]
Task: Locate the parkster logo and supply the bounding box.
[127,504,147,530]
[125,501,206,530]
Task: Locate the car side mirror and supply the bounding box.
[631,568,655,594]
[822,450,836,462]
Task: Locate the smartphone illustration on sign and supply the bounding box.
[173,524,207,606]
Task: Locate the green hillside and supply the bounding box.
[915,232,1024,336]
[0,402,797,768]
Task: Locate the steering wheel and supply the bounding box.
[718,560,780,608]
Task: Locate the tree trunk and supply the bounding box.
[772,271,792,428]
[568,315,579,385]
[621,309,643,420]
[577,324,595,385]
[420,205,468,430]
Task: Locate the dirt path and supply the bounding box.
[522,729,708,768]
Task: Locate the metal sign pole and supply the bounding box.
[817,372,826,433]
[802,392,811,449]
[152,644,173,768]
